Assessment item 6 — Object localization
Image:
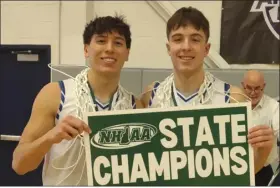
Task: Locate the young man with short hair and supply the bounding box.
[12,15,142,185]
[141,7,274,182]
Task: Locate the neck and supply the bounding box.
[252,97,263,110]
[88,70,119,103]
[174,68,205,94]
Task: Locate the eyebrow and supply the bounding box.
[245,84,261,88]
[95,34,106,38]
[95,34,125,41]
[115,36,125,41]
[190,33,203,38]
[171,33,183,39]
[171,33,204,39]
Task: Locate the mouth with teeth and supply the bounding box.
[101,57,117,63]
[178,56,195,61]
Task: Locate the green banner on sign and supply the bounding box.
[84,103,254,186]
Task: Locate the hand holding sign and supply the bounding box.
[248,124,274,173]
[47,115,91,144]
[248,125,274,149]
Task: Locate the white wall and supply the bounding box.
[59,1,88,65]
[1,1,60,65]
[1,1,279,69]
[91,1,170,69]
[172,1,222,53]
[0,1,88,66]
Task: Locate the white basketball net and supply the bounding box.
[47,64,134,185]
[142,71,251,108]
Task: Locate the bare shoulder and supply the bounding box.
[230,85,249,103]
[19,82,61,143]
[140,81,158,108]
[33,82,60,112]
[135,98,144,109]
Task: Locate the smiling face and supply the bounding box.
[166,25,210,75]
[84,31,129,75]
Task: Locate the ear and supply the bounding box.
[84,44,89,58]
[205,43,211,56]
[263,82,266,89]
[125,48,130,62]
[166,42,171,56]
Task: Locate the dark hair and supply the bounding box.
[167,7,210,41]
[83,15,131,48]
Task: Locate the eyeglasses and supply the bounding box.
[243,86,264,94]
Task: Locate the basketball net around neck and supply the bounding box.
[47,64,134,185]
[143,71,251,107]
[47,65,92,185]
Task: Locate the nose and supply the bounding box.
[250,89,260,95]
[249,92,258,98]
[105,41,114,53]
[181,38,192,51]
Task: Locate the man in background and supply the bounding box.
[242,70,279,186]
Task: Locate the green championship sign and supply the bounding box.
[84,103,255,186]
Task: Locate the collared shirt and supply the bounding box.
[252,94,279,166]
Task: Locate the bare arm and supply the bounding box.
[12,82,60,175]
[248,125,274,173]
[229,85,250,103]
[135,98,144,109]
[140,83,155,108]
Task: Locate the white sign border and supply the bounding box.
[83,102,255,186]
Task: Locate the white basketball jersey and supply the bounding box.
[42,78,136,185]
[149,73,231,108]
